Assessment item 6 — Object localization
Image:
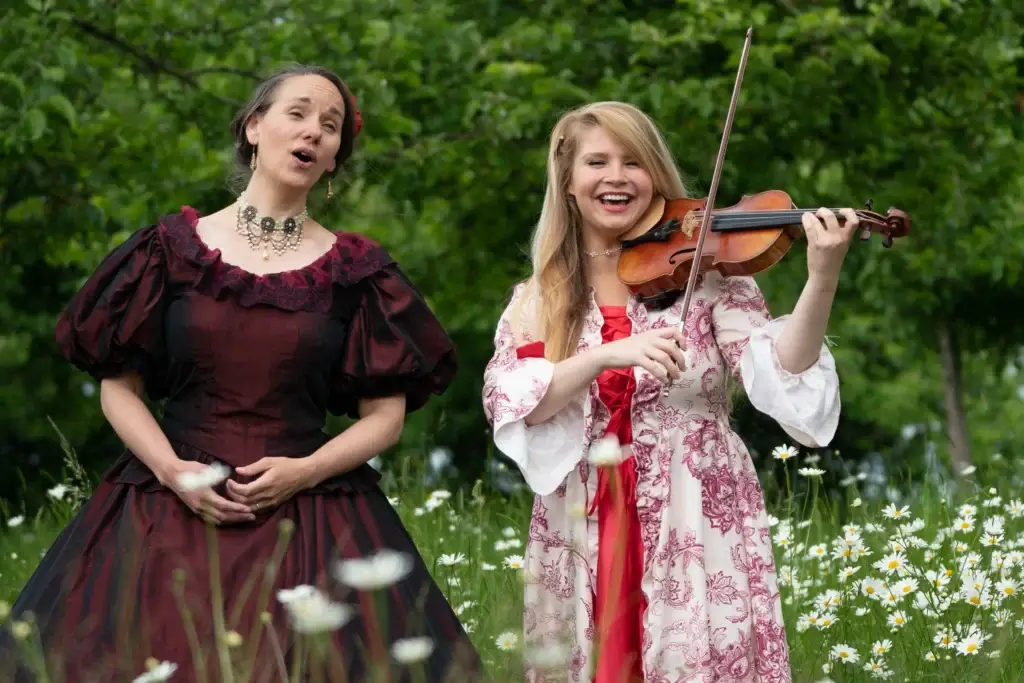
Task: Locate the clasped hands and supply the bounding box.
[167,457,313,526]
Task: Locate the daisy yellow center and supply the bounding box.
[887,560,899,569]
[966,644,977,652]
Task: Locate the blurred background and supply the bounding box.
[2,0,1022,512]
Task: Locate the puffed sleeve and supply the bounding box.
[705,272,840,448]
[55,225,170,399]
[331,262,458,418]
[482,282,586,496]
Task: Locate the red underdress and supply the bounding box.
[515,306,646,680]
[591,306,645,683]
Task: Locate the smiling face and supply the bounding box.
[245,74,346,192]
[567,125,654,241]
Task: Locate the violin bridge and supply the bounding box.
[681,212,699,238]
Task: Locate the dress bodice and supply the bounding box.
[595,305,636,446]
[159,289,350,458]
[55,207,457,489]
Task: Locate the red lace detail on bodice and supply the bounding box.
[159,206,394,313]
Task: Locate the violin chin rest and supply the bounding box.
[621,194,666,242]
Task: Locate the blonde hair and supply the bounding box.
[514,101,689,361]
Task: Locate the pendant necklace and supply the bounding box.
[236,193,309,260]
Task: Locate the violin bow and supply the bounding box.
[675,27,754,334]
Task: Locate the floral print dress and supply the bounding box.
[483,272,840,682]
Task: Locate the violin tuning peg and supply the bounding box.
[859,229,872,241]
[882,234,893,248]
[864,198,874,211]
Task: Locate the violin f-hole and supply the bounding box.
[668,247,696,265]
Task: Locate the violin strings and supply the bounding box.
[679,210,863,232]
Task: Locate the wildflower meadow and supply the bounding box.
[2,438,1024,683]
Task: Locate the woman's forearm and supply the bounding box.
[301,396,405,487]
[524,348,607,426]
[774,275,839,374]
[99,376,182,485]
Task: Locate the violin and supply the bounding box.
[617,27,911,318]
[618,191,910,308]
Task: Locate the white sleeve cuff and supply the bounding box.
[739,316,841,448]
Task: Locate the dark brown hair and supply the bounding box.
[228,65,358,179]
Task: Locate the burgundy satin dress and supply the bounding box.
[0,208,481,682]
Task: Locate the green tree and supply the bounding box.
[1,0,1021,505]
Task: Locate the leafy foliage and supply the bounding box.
[1,0,1022,502]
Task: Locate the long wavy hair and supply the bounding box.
[514,102,689,361]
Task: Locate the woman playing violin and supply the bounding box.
[482,101,860,681]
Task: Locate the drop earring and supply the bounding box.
[326,177,333,200]
[250,146,257,171]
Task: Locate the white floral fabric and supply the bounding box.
[482,272,840,682]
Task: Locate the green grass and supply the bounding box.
[3,448,1024,682]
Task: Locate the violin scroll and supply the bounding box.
[855,198,911,249]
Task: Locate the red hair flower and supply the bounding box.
[349,92,364,137]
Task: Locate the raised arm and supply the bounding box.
[709,272,841,448]
[773,207,861,374]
